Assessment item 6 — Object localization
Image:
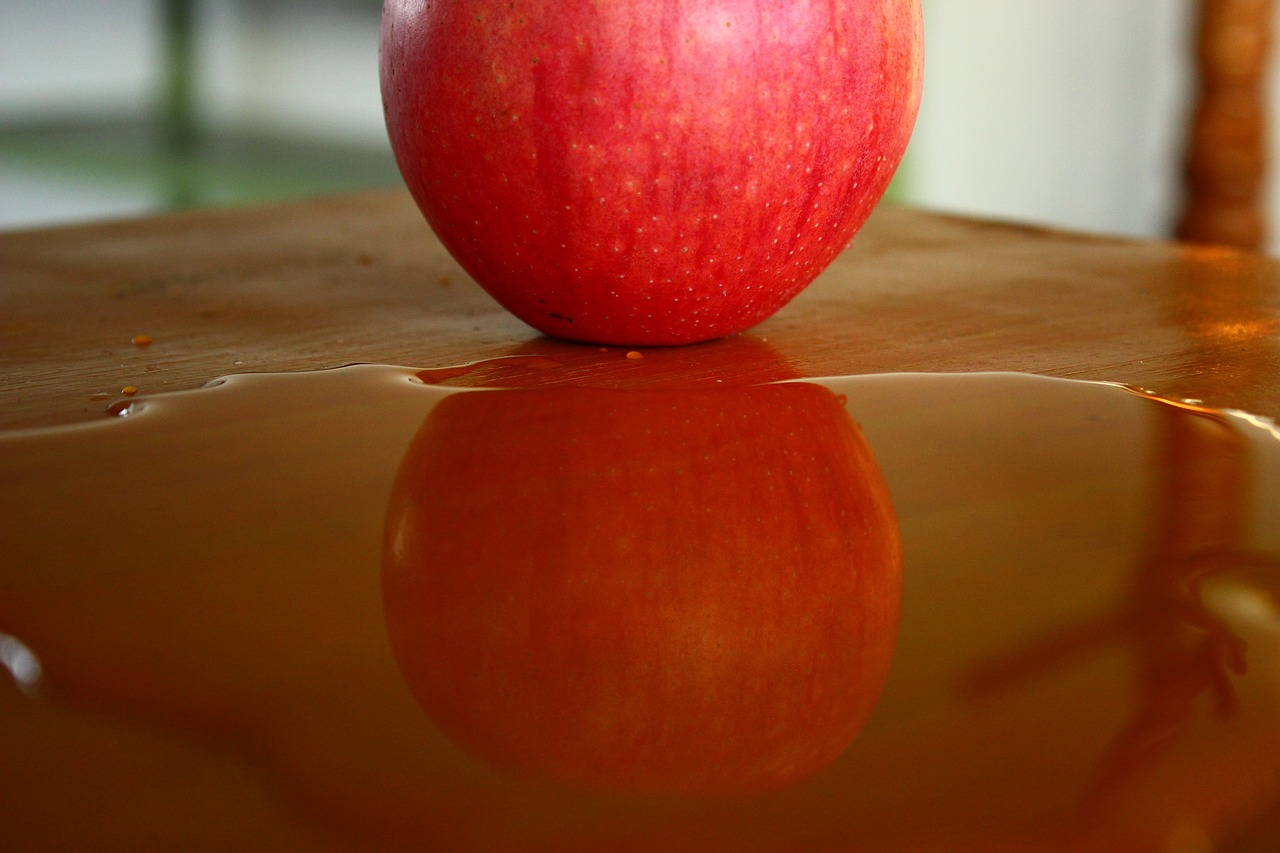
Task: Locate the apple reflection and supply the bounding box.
[381,379,902,795]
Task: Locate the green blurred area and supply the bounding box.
[0,0,398,226]
[0,115,907,214]
[0,115,400,211]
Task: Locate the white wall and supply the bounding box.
[1,0,1276,250]
[905,0,1196,242]
[0,0,384,143]
[0,0,161,118]
[195,1,385,146]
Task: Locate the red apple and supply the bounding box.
[381,380,902,795]
[380,0,923,345]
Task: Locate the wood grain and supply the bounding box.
[2,189,1279,430]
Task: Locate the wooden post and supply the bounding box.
[1176,0,1274,251]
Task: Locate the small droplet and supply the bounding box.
[0,632,42,695]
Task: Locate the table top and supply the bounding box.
[4,188,1278,428]
[3,193,1280,851]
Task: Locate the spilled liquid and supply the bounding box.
[1,365,1279,851]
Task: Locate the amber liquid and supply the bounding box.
[1,367,1278,851]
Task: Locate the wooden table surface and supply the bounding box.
[3,188,1279,430]
[4,189,1280,851]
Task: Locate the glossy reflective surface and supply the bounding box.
[1,366,1278,850]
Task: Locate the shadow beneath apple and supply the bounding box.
[380,377,902,796]
[413,333,814,393]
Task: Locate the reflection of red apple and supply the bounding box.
[380,0,923,345]
[381,381,901,795]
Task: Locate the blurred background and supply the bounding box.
[0,1,1271,250]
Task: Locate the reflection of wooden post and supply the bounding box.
[1176,0,1273,251]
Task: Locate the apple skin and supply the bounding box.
[381,381,902,795]
[380,0,923,345]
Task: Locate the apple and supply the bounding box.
[380,0,923,345]
[381,379,902,794]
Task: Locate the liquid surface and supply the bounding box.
[1,366,1279,851]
